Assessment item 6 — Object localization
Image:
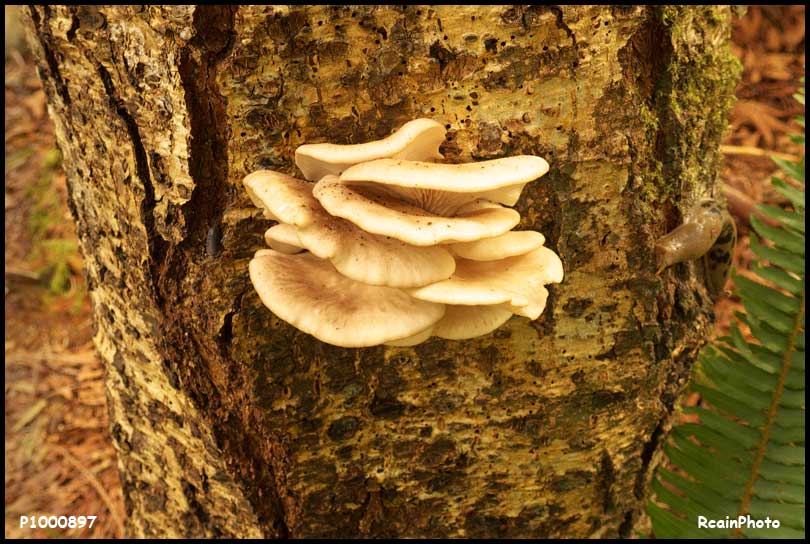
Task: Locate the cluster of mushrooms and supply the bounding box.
[244,119,563,348]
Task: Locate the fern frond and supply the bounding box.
[648,84,805,538]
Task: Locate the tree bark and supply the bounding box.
[24,5,739,538]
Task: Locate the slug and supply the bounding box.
[655,199,737,295]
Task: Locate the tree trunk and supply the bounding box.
[24,5,739,538]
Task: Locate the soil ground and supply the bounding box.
[4,6,804,539]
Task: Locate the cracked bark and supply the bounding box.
[24,5,739,538]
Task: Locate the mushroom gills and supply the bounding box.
[249,250,445,348]
[313,175,520,247]
[243,118,563,346]
[407,247,563,320]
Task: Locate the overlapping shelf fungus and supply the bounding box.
[244,118,563,348]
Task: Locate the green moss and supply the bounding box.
[637,100,669,203]
[655,6,741,205]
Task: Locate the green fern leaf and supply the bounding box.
[770,177,805,209]
[648,89,805,538]
[771,158,805,186]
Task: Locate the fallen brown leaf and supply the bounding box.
[732,99,796,148]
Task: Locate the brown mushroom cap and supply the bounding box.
[295,118,446,181]
[313,175,520,246]
[249,250,446,347]
[340,155,549,193]
[406,247,564,320]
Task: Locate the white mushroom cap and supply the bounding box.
[448,231,546,261]
[264,224,304,254]
[383,305,514,345]
[243,170,320,227]
[297,212,456,287]
[477,183,528,206]
[433,305,513,340]
[406,247,564,320]
[295,118,446,181]
[313,175,520,246]
[244,178,279,220]
[249,250,446,348]
[246,171,455,287]
[384,326,434,347]
[340,155,549,194]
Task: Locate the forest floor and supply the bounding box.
[3,6,805,539]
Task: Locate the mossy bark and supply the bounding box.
[24,5,739,538]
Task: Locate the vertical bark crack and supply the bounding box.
[28,6,72,106]
[171,6,292,537]
[96,63,169,290]
[635,420,665,494]
[177,6,238,248]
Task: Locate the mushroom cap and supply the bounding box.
[295,118,446,181]
[297,211,456,287]
[249,250,446,348]
[264,224,304,254]
[406,246,564,320]
[448,231,546,261]
[340,155,549,193]
[313,175,520,246]
[247,170,457,287]
[243,170,319,227]
[244,177,279,221]
[384,326,434,347]
[477,183,528,206]
[433,305,514,340]
[384,305,514,345]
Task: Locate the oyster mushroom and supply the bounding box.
[243,118,563,346]
[407,247,564,320]
[246,171,456,287]
[433,304,514,340]
[448,231,546,261]
[340,155,549,207]
[264,224,304,254]
[249,249,446,348]
[295,118,446,181]
[384,327,435,347]
[313,175,520,246]
[243,170,320,227]
[384,304,515,346]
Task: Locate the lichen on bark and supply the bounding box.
[24,5,738,538]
